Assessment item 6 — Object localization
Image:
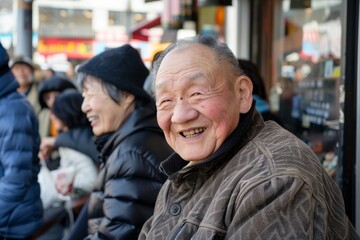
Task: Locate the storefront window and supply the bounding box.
[39,8,93,38]
[271,0,344,180]
[108,11,146,26]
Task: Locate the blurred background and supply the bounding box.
[0,0,359,231]
[0,0,226,73]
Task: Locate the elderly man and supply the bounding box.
[139,35,359,239]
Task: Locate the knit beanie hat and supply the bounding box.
[38,75,77,109]
[52,89,89,129]
[77,44,150,102]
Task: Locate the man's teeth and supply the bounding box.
[182,128,206,138]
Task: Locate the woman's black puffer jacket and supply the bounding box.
[86,103,173,240]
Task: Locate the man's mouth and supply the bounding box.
[181,127,206,138]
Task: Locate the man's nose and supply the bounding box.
[171,100,199,123]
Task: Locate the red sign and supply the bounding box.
[37,38,93,59]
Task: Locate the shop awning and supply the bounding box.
[131,16,161,41]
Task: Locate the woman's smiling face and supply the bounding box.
[155,44,251,162]
[81,76,134,136]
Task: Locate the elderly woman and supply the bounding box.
[76,44,172,240]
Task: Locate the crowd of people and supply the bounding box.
[1,35,359,240]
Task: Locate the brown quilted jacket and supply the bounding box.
[139,109,359,240]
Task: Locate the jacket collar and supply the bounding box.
[160,101,265,180]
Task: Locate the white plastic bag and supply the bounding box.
[38,163,64,209]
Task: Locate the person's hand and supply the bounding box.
[55,174,74,196]
[38,136,56,160]
[53,167,75,196]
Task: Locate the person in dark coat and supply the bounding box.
[37,76,77,170]
[76,44,173,240]
[39,88,98,205]
[37,90,99,240]
[0,42,43,239]
[52,89,99,167]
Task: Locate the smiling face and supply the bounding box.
[155,44,253,162]
[81,76,135,136]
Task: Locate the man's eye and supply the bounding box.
[157,99,171,107]
[161,99,171,104]
[191,92,202,97]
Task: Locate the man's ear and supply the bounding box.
[235,75,253,114]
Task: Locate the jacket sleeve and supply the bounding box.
[138,178,170,240]
[138,215,153,240]
[97,149,165,240]
[0,102,39,219]
[225,175,328,240]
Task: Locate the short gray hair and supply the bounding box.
[153,35,243,81]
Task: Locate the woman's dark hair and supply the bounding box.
[237,59,267,100]
[51,89,89,129]
[38,75,77,109]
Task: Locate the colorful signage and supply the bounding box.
[37,38,93,59]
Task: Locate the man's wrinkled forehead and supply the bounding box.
[171,42,213,56]
[154,44,220,91]
[161,43,215,68]
[157,43,214,75]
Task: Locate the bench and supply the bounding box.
[31,195,89,240]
